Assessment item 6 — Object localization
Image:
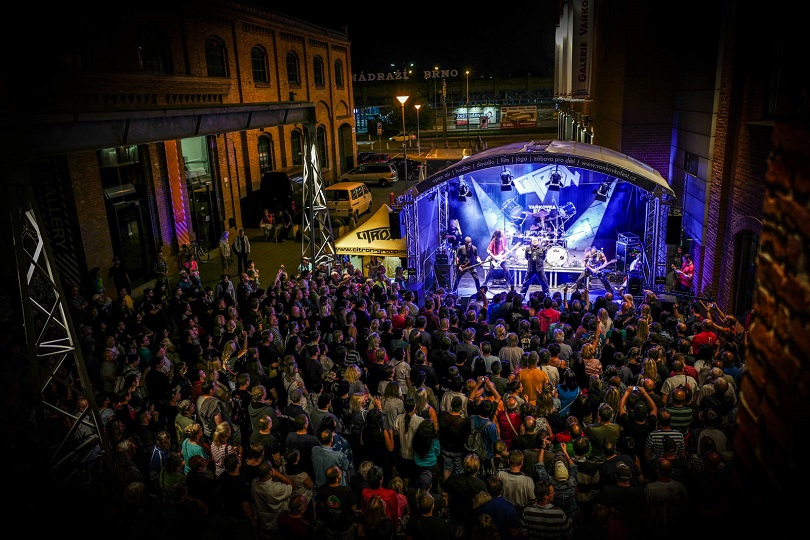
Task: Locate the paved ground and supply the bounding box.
[176,179,415,293]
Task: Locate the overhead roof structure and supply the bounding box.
[405,139,674,199]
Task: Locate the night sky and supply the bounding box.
[267,0,560,79]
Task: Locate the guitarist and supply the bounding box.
[483,229,514,289]
[573,246,615,293]
[452,236,482,293]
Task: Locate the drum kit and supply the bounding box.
[503,199,578,267]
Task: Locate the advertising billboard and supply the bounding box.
[501,106,537,129]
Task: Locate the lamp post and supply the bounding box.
[414,104,421,157]
[433,66,439,147]
[396,95,409,182]
[465,69,470,149]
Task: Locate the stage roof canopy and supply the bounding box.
[406,140,675,199]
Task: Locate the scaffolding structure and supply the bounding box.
[6,178,112,491]
[300,123,337,271]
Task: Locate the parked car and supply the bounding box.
[358,151,391,164]
[388,132,416,142]
[323,182,373,224]
[386,157,425,181]
[338,163,399,187]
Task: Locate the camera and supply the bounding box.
[632,386,639,393]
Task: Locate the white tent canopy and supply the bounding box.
[334,204,406,257]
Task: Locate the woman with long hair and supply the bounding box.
[281,358,307,407]
[381,380,405,431]
[181,423,209,474]
[412,386,438,431]
[210,421,241,477]
[347,392,368,456]
[343,363,368,396]
[361,404,396,482]
[411,421,441,484]
[556,368,581,421]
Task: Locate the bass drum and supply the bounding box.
[545,246,569,267]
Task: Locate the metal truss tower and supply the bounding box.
[5,179,112,492]
[300,123,337,271]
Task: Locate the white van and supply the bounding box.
[324,182,373,223]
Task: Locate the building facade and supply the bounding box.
[3,1,355,293]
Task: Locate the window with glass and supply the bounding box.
[258,135,274,176]
[205,37,228,77]
[286,51,300,85]
[250,46,269,83]
[334,60,344,88]
[316,125,328,167]
[291,130,303,166]
[313,56,325,87]
[138,27,172,74]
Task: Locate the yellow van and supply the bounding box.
[324,182,373,223]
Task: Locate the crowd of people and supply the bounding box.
[59,255,746,538]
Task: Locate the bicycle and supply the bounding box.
[180,238,210,267]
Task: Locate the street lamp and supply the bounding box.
[414,104,421,157]
[465,70,470,148]
[433,66,439,147]
[396,95,409,182]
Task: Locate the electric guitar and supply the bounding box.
[458,244,522,272]
[586,258,617,275]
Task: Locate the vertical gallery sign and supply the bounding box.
[572,0,594,99]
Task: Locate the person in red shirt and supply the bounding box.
[537,296,561,336]
[360,465,400,524]
[691,319,718,356]
[672,252,694,293]
[496,396,524,450]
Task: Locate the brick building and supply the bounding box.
[2,1,355,293]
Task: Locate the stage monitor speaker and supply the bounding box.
[435,263,454,290]
[389,210,403,239]
[666,215,682,245]
[628,275,643,296]
[615,241,640,273]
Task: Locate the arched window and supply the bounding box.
[316,125,328,167]
[205,37,228,77]
[291,129,303,166]
[138,27,172,74]
[313,56,325,87]
[286,51,300,85]
[250,46,269,83]
[258,135,274,176]
[334,59,344,88]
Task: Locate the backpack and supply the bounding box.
[464,418,491,459]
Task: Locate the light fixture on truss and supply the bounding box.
[547,165,563,191]
[594,179,614,202]
[500,167,513,191]
[458,180,471,202]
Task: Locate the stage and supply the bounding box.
[442,244,630,301]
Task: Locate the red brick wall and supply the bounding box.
[734,114,809,513]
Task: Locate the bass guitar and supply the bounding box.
[586,258,617,275]
[458,244,523,272]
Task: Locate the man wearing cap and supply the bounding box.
[452,236,482,293]
[535,443,580,523]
